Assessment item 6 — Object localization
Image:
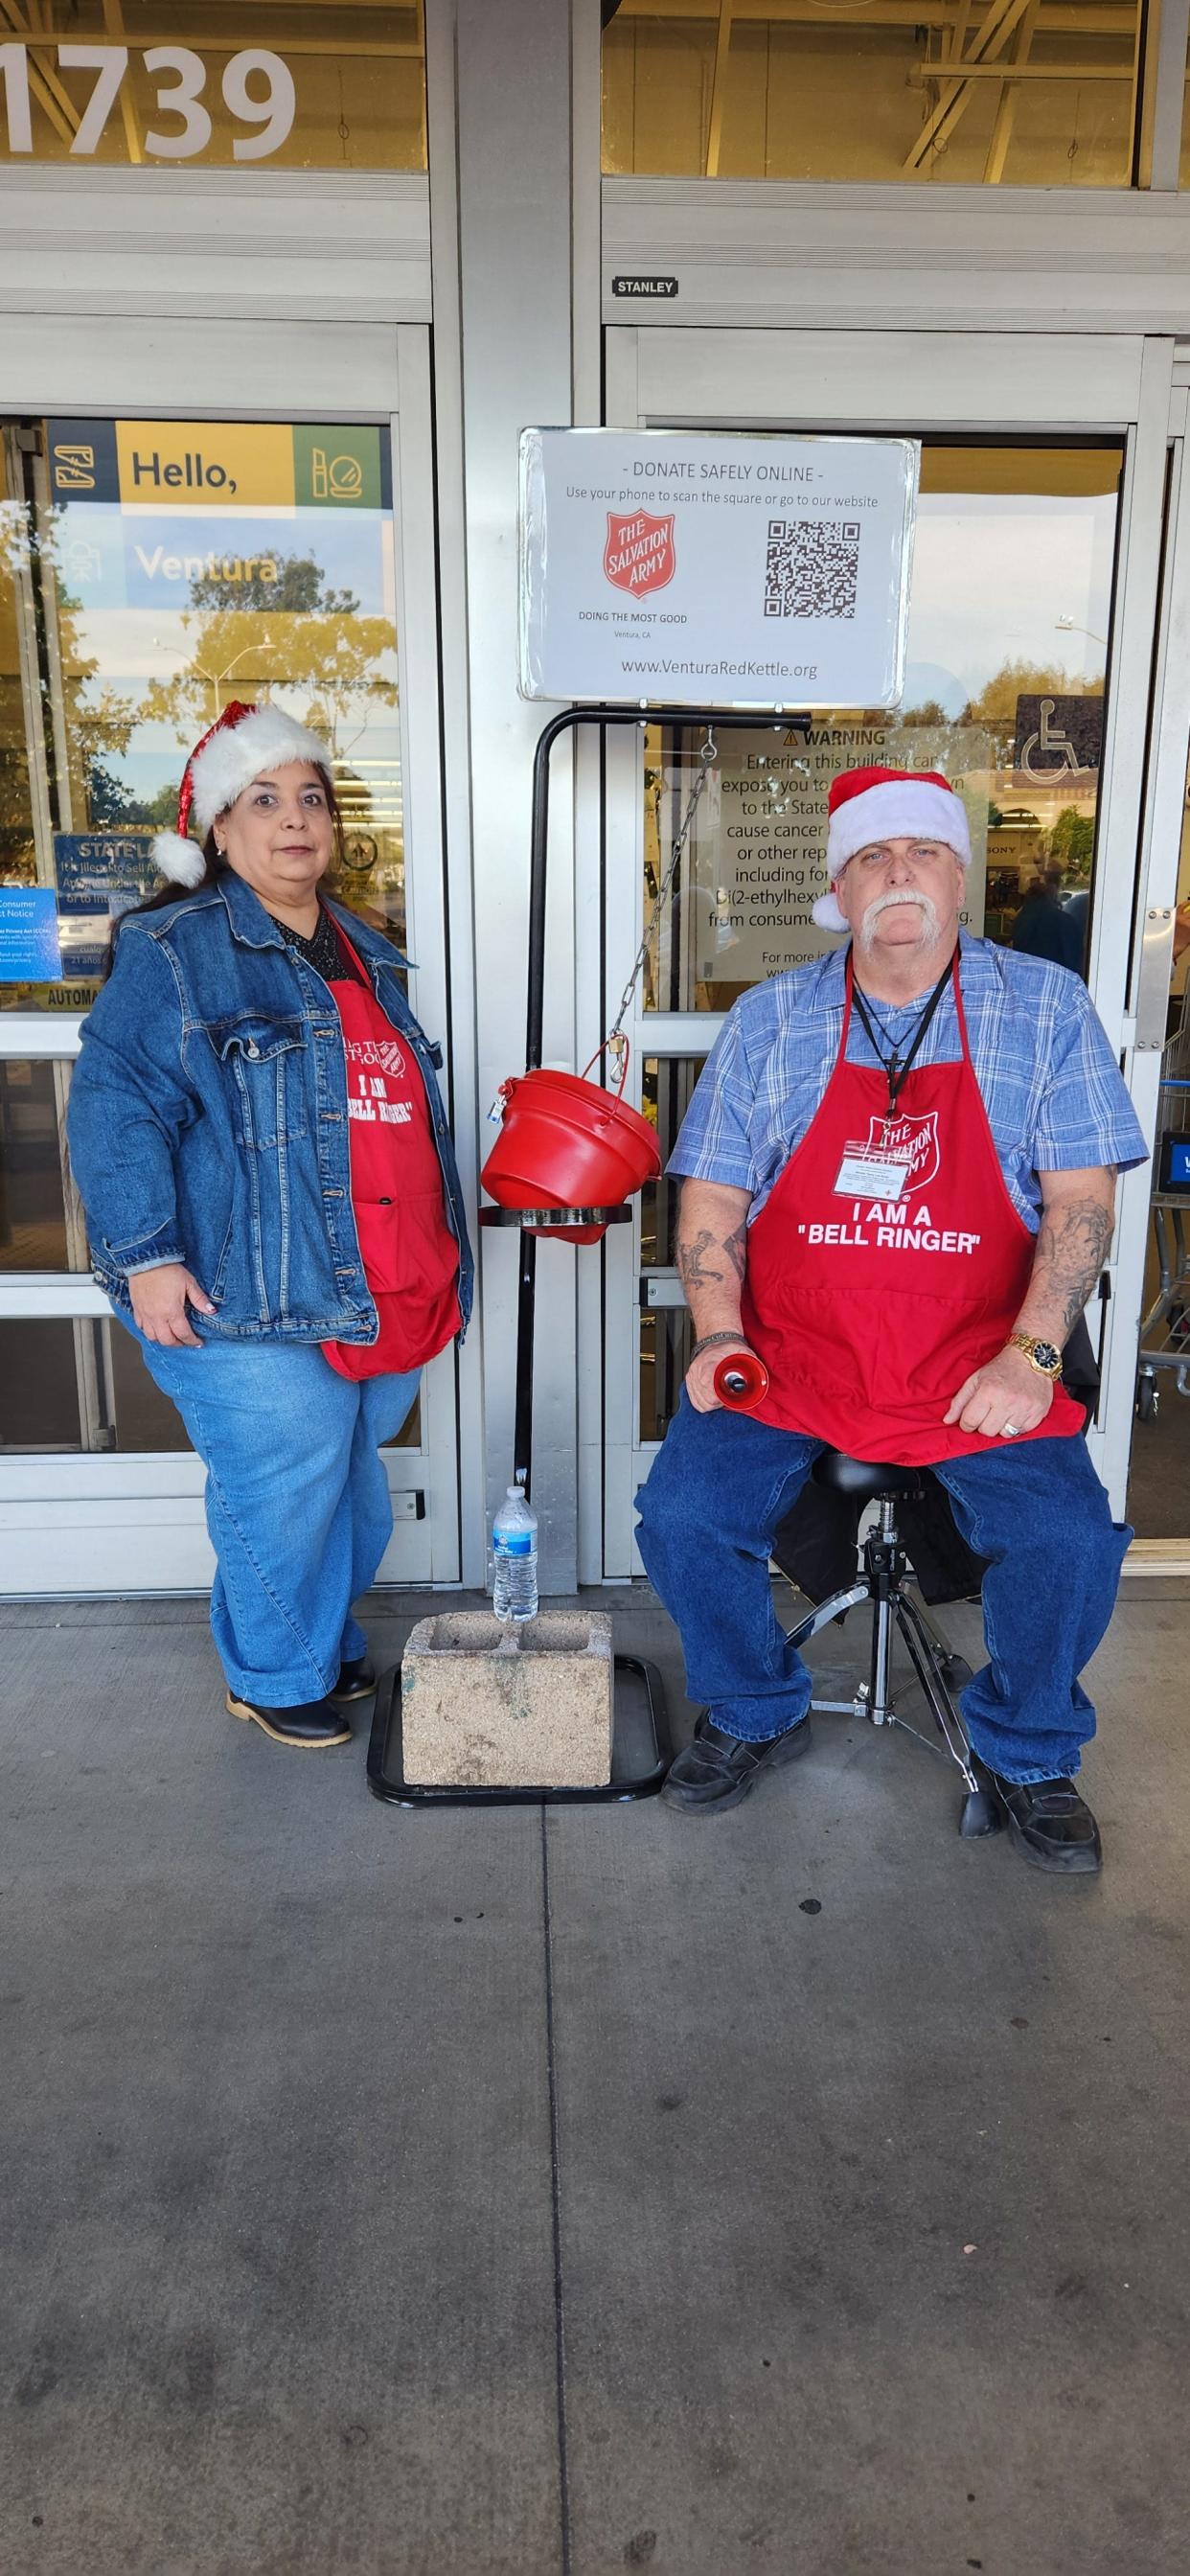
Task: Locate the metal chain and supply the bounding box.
[605,731,718,1072]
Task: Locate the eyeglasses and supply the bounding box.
[849,842,951,874]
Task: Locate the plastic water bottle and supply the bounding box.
[492,1485,538,1622]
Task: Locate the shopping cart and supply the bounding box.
[1135,999,1190,1422]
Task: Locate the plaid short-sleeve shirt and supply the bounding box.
[669,935,1148,1233]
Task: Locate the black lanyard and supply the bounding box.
[849,955,955,1118]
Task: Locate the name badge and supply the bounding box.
[834,1152,910,1200]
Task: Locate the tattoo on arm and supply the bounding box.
[724,1222,748,1286]
[1034,1195,1114,1336]
[675,1228,724,1290]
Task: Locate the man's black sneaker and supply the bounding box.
[330,1655,378,1703]
[662,1711,812,1814]
[989,1772,1102,1874]
[225,1691,353,1749]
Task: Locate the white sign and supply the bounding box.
[518,430,919,709]
[685,722,990,988]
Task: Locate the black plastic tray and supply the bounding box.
[366,1651,671,1807]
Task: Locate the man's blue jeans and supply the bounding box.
[125,1323,419,1707]
[635,1398,1132,1783]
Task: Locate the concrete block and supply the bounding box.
[400,1610,614,1788]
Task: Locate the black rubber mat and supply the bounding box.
[366,1651,671,1806]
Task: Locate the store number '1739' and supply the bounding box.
[0,45,296,162]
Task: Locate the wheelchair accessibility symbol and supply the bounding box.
[1018,698,1083,780]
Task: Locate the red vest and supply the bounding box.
[321,930,460,1382]
[740,952,1085,1465]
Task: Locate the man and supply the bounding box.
[1014,863,1083,971]
[636,764,1148,1874]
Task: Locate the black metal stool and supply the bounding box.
[783,1450,1001,1838]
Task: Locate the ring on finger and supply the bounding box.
[1001,1420,1021,1438]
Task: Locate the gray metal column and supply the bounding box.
[426,0,581,1591]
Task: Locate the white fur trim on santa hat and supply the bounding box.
[189,704,330,837]
[826,776,972,878]
[151,829,207,888]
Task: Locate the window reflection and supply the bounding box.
[643,444,1120,1009]
[0,1318,189,1451]
[0,4,425,172]
[639,1057,706,1443]
[0,1312,423,1453]
[640,1057,706,1267]
[1,417,403,1014]
[0,1060,77,1271]
[1129,788,1190,1539]
[641,1302,697,1448]
[604,0,1142,189]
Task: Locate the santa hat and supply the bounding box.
[151,700,332,886]
[812,766,973,933]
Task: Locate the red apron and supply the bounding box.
[739,952,1084,1465]
[320,931,460,1382]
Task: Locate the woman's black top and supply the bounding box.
[273,904,367,988]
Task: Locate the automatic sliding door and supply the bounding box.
[1126,764,1190,1544]
[0,396,449,1592]
[625,443,1125,1542]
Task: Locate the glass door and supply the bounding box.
[1112,384,1190,1565]
[1126,844,1190,1543]
[0,335,459,1593]
[593,328,1171,1575]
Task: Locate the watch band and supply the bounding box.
[691,1330,747,1359]
[1006,1331,1064,1379]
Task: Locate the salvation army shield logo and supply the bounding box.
[868,1110,940,1196]
[351,1036,407,1081]
[603,510,676,597]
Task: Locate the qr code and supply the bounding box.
[764,518,861,619]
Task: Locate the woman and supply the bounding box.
[67,701,472,1750]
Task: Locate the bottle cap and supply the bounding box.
[713,1350,770,1412]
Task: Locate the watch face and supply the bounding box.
[1034,1342,1061,1373]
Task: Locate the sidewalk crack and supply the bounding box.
[540,1802,572,2576]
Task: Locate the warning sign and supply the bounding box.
[685,722,991,987]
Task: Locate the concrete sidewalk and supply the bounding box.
[2,1578,1189,2575]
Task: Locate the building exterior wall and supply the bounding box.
[1,0,1189,1588]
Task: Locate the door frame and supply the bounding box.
[0,318,468,1595]
[1109,383,1190,1568]
[593,323,1177,1575]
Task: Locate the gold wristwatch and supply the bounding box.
[1005,1331,1063,1380]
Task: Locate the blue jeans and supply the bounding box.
[635,1398,1132,1782]
[125,1323,419,1706]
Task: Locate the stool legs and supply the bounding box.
[863,1497,899,1725]
[900,1584,962,1667]
[783,1498,1001,1839]
[890,1591,998,1834]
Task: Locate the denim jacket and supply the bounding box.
[66,873,474,1346]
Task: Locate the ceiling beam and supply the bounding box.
[614,0,1135,25]
[0,0,79,147]
[983,0,1039,179]
[705,0,735,174]
[904,0,1034,170]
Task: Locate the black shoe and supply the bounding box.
[330,1655,378,1703]
[989,1772,1102,1874]
[662,1712,812,1814]
[225,1691,353,1749]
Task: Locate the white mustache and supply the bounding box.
[857,887,940,952]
